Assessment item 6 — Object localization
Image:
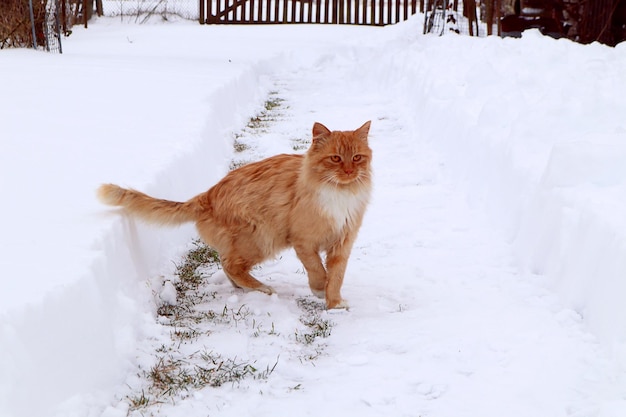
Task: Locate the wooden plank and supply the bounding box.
[274,0,280,22]
[361,0,367,24]
[315,0,321,23]
[323,0,329,23]
[282,0,289,22]
[217,0,222,22]
[338,0,344,23]
[347,0,352,24]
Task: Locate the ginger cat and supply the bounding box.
[98,121,372,309]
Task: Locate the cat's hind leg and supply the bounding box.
[196,218,273,295]
[220,253,274,295]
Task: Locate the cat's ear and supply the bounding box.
[312,122,331,143]
[355,120,371,142]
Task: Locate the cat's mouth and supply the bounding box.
[333,173,365,187]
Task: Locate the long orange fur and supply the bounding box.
[98,121,372,309]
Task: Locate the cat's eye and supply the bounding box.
[353,155,362,162]
[330,155,342,163]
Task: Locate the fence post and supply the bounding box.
[55,0,63,53]
[83,0,88,28]
[61,0,68,35]
[28,0,38,49]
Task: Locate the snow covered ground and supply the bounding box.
[1,16,625,417]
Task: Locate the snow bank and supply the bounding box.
[0,32,274,417]
[367,21,626,362]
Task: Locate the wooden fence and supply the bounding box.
[200,0,420,25]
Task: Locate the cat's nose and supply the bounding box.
[344,169,354,175]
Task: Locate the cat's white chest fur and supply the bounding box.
[317,185,370,231]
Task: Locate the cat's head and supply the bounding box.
[305,121,372,188]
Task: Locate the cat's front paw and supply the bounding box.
[326,298,349,310]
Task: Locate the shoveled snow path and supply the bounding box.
[127,51,623,417]
[256,56,622,417]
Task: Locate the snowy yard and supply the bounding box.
[1,16,626,417]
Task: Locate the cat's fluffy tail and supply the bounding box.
[97,183,199,226]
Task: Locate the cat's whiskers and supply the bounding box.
[320,173,340,186]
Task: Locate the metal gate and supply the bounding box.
[200,0,419,25]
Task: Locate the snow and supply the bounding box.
[1,16,625,417]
